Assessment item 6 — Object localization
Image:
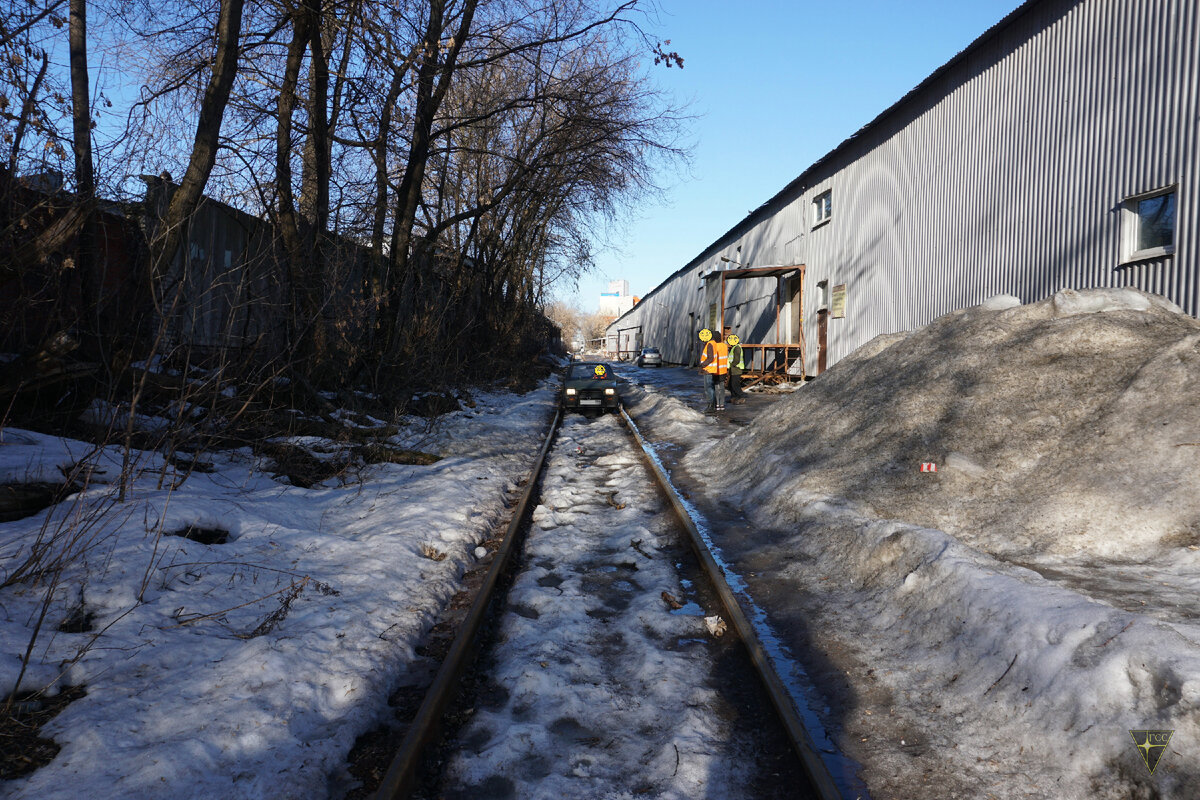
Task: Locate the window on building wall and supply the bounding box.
[813,189,832,228]
[1121,186,1176,264]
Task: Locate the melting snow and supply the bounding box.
[3,287,1199,798]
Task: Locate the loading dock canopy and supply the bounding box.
[702,263,806,382]
[702,265,800,281]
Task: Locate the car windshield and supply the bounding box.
[643,348,659,354]
[568,364,611,380]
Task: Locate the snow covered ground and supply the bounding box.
[0,386,556,799]
[435,413,800,799]
[621,288,1200,799]
[3,286,1198,799]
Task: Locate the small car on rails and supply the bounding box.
[635,347,662,367]
[561,362,620,414]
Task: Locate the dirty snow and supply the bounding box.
[437,413,780,799]
[2,287,1198,799]
[624,288,1199,798]
[0,386,556,799]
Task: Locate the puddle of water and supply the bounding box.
[669,601,705,617]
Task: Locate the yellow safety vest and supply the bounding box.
[702,341,729,374]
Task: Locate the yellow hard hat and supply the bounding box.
[698,328,713,342]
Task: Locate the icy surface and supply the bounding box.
[438,414,761,799]
[4,287,1200,799]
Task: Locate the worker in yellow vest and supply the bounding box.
[725,328,746,404]
[697,328,729,412]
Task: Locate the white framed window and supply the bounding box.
[813,189,832,228]
[1121,185,1176,264]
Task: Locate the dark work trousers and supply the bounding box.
[728,370,744,399]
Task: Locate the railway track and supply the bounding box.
[367,402,848,800]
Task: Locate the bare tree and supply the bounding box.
[67,0,102,351]
[146,0,245,281]
[379,0,478,361]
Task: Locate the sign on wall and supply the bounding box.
[831,283,847,319]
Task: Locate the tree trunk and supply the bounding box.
[299,0,331,233]
[68,0,99,351]
[301,0,330,370]
[275,1,330,373]
[370,66,406,260]
[381,0,478,359]
[275,5,309,267]
[8,51,49,174]
[149,0,245,281]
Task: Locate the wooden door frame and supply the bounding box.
[817,308,828,374]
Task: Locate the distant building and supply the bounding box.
[598,279,637,317]
[605,0,1198,378]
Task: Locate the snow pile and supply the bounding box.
[623,384,721,442]
[721,495,1200,797]
[696,287,1200,559]
[673,289,1200,797]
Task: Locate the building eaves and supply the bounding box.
[607,0,1051,333]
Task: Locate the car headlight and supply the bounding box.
[604,388,615,395]
[566,388,576,396]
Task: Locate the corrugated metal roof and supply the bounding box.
[609,0,1052,329]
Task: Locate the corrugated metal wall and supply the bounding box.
[145,180,375,364]
[160,195,289,354]
[609,0,1198,375]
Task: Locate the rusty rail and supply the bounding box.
[372,407,561,799]
[619,407,845,800]
[372,395,846,799]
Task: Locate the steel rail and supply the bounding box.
[373,400,844,799]
[372,407,562,800]
[619,406,845,800]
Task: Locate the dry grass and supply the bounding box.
[419,543,447,561]
[0,686,87,780]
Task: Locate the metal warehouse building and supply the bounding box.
[605,0,1197,379]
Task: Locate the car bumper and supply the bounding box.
[563,395,620,412]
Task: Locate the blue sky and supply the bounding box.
[561,0,1027,310]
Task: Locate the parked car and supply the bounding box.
[635,347,662,367]
[561,362,620,414]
